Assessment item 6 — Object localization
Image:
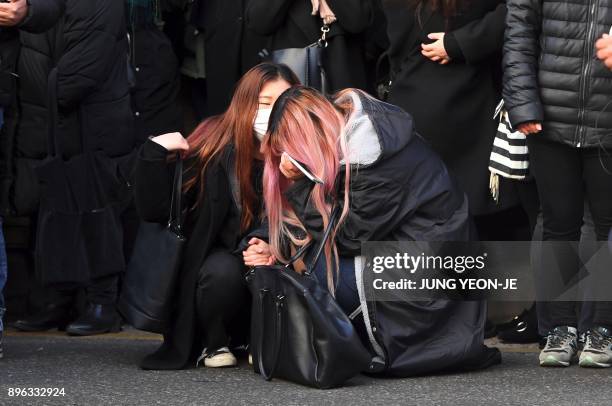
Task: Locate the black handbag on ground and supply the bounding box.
[118,157,186,334]
[272,25,329,93]
[246,209,372,389]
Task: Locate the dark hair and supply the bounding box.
[185,62,300,232]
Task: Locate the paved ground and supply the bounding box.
[1,330,612,406]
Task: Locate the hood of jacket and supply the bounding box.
[336,89,416,168]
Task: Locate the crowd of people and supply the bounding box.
[0,0,611,381]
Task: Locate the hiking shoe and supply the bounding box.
[201,347,237,368]
[539,326,578,367]
[579,327,612,368]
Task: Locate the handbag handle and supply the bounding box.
[168,155,183,231]
[283,206,340,272]
[257,289,285,381]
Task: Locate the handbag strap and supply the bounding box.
[284,206,340,273]
[257,289,285,381]
[168,155,183,230]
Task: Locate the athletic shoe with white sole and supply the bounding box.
[579,327,612,368]
[539,326,578,367]
[202,347,237,368]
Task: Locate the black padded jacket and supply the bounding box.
[503,0,612,148]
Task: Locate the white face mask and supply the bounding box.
[254,108,273,142]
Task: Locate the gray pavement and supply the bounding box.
[1,331,612,406]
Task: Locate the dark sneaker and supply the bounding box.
[0,331,3,359]
[579,327,612,368]
[539,326,578,367]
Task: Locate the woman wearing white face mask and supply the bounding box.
[131,63,299,371]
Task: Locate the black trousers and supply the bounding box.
[195,250,250,351]
[528,136,612,331]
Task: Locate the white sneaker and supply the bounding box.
[579,327,612,368]
[202,347,237,368]
[248,353,253,366]
[539,326,578,367]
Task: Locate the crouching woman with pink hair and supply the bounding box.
[244,87,501,376]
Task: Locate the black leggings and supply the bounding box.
[195,250,250,351]
[528,136,612,330]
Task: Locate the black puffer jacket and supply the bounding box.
[10,0,134,214]
[17,0,134,159]
[503,0,612,148]
[0,0,65,214]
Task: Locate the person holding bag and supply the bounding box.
[246,0,372,92]
[246,87,501,378]
[132,63,299,370]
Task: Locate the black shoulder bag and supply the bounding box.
[272,24,330,93]
[118,157,186,334]
[246,209,372,389]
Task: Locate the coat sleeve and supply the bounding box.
[502,0,544,127]
[133,140,199,224]
[284,172,406,256]
[446,2,506,65]
[19,0,65,33]
[56,0,124,112]
[246,0,295,35]
[326,0,372,34]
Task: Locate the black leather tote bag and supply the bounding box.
[272,25,329,93]
[246,209,372,389]
[118,157,186,334]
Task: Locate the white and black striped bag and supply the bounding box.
[488,100,529,203]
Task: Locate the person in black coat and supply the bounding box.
[133,63,299,370]
[503,0,612,368]
[127,0,182,145]
[11,0,135,336]
[248,87,500,376]
[163,0,269,117]
[246,0,373,92]
[0,0,64,214]
[381,0,525,222]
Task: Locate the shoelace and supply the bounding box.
[547,332,574,350]
[587,332,612,351]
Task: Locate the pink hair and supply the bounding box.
[262,88,351,293]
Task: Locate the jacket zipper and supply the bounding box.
[577,0,599,148]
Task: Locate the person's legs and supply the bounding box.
[529,137,584,328]
[312,256,360,315]
[528,137,584,366]
[195,250,249,367]
[579,147,612,368]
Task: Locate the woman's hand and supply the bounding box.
[243,238,276,267]
[596,33,612,70]
[517,122,542,135]
[279,153,304,180]
[151,132,190,152]
[0,0,29,27]
[422,33,451,65]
